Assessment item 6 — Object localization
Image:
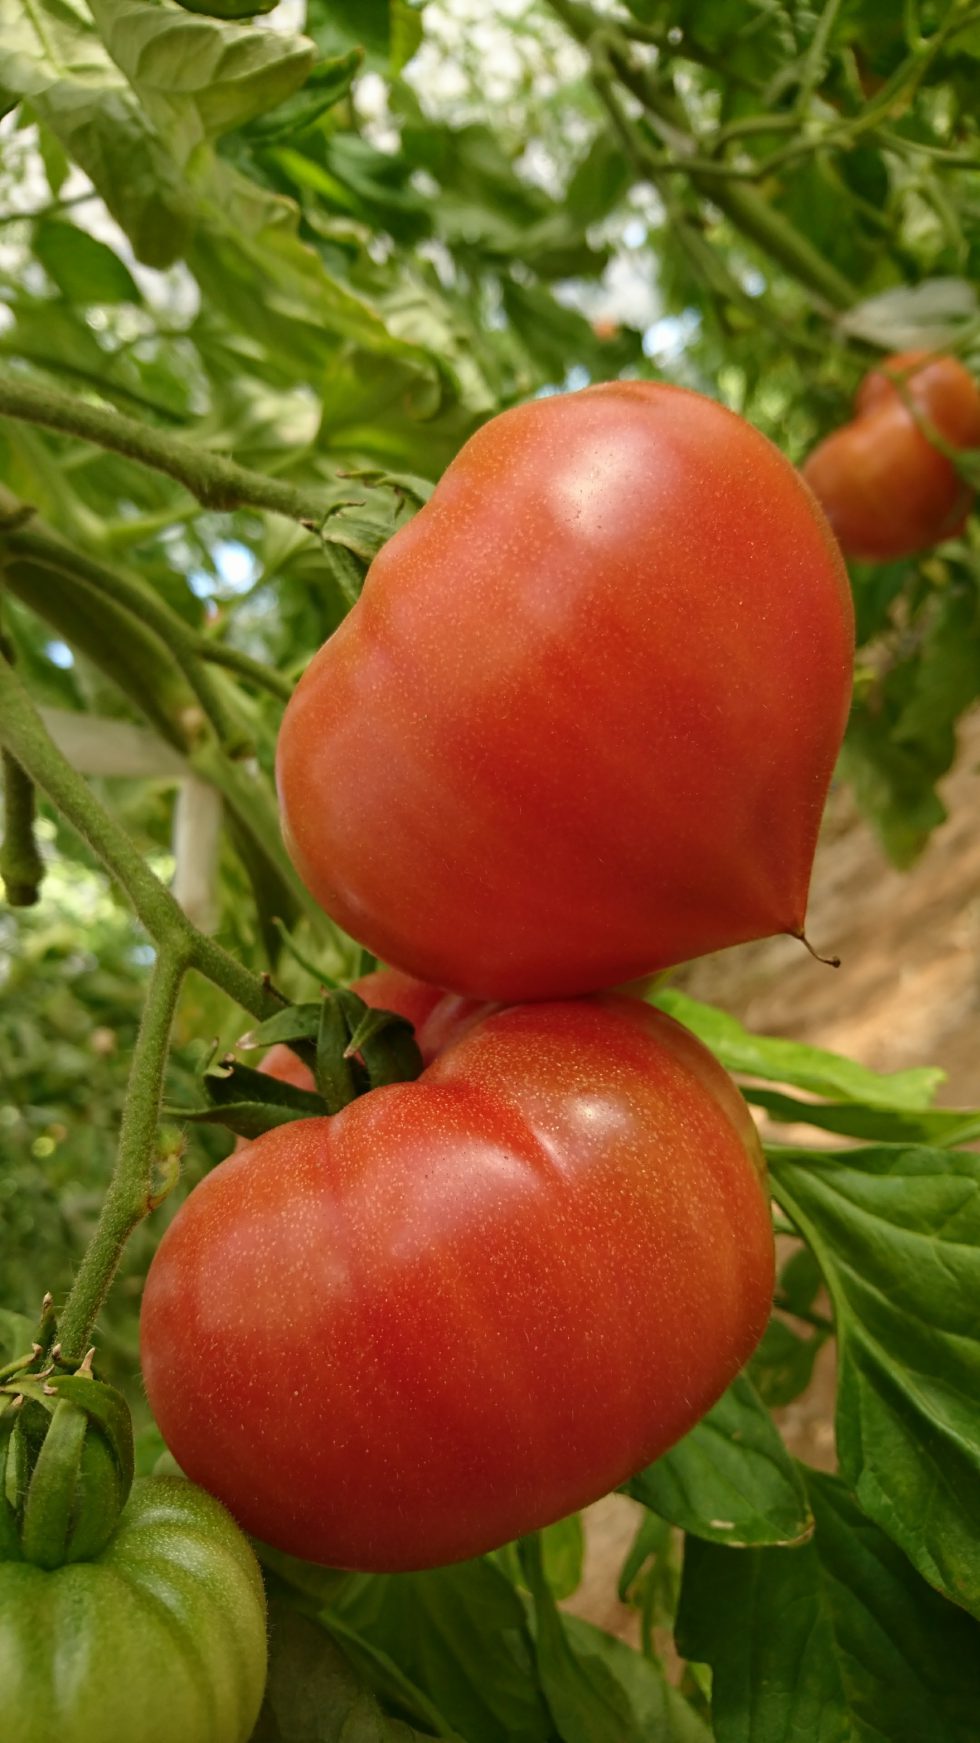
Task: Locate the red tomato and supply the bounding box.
[803,352,980,562]
[277,382,853,1002]
[854,350,980,445]
[141,995,774,1572]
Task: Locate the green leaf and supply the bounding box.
[331,1559,553,1743]
[749,1317,829,1410]
[562,1615,711,1743]
[390,0,423,74]
[89,0,316,142]
[33,220,142,306]
[677,1470,980,1743]
[842,586,980,867]
[244,49,363,144]
[747,1085,980,1148]
[0,0,194,267]
[305,0,393,72]
[538,1512,584,1601]
[771,1144,980,1618]
[0,1310,36,1364]
[175,0,279,16]
[654,988,944,1108]
[518,1533,646,1743]
[253,1598,440,1741]
[625,1374,812,1548]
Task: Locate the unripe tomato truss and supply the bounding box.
[277,380,854,1002]
[802,350,980,562]
[141,988,774,1573]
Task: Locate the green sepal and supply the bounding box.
[316,992,361,1113]
[0,1399,24,1561]
[238,1002,323,1054]
[19,1397,88,1568]
[11,1371,134,1568]
[202,1055,322,1113]
[344,1002,424,1091]
[163,1099,320,1139]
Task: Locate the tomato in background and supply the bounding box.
[802,351,980,562]
[1,1477,267,1743]
[277,381,854,1002]
[141,995,774,1573]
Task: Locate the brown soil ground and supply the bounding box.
[567,713,980,1643]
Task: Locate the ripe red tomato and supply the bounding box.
[277,382,853,1001]
[802,351,980,562]
[854,350,980,443]
[141,995,774,1572]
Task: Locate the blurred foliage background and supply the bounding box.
[2,0,979,1366]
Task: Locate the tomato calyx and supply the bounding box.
[164,988,425,1141]
[1,1305,135,1569]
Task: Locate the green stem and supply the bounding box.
[4,522,251,755]
[56,948,187,1360]
[547,0,856,308]
[0,372,335,525]
[197,638,294,704]
[0,656,277,1020]
[1,746,45,906]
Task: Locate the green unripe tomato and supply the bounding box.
[0,1476,267,1743]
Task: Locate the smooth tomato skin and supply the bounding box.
[854,350,980,446]
[277,381,854,1001]
[0,1477,267,1743]
[141,996,774,1572]
[802,402,972,561]
[803,352,980,561]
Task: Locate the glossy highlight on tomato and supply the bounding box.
[277,381,854,1001]
[0,1476,267,1743]
[802,351,980,562]
[141,995,774,1573]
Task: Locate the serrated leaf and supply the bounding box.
[626,1374,812,1548]
[771,1143,980,1617]
[89,0,316,143]
[677,1470,980,1743]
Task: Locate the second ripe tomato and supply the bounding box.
[141,994,774,1572]
[277,382,854,1001]
[802,351,980,562]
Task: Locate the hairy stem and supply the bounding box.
[4,523,251,754]
[56,948,187,1359]
[0,656,277,1018]
[0,373,334,525]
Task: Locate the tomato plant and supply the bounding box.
[802,352,980,561]
[254,967,491,1098]
[141,994,774,1572]
[0,1476,267,1743]
[277,381,854,1001]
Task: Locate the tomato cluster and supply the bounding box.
[142,382,855,1573]
[802,351,980,562]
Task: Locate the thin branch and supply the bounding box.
[4,522,251,755]
[197,638,294,704]
[56,948,187,1360]
[0,655,278,1020]
[0,372,335,526]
